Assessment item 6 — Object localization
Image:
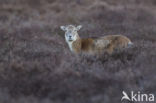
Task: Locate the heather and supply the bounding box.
[0,0,156,103]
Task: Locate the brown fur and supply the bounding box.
[72,35,132,54]
[103,35,132,54]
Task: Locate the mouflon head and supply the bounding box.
[60,25,82,42]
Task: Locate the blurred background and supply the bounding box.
[0,0,156,103]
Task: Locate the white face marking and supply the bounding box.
[68,41,73,51]
[60,25,82,51]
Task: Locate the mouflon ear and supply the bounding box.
[60,26,66,31]
[76,25,82,30]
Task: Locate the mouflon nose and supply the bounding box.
[69,36,72,38]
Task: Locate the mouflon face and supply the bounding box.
[60,25,82,42]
